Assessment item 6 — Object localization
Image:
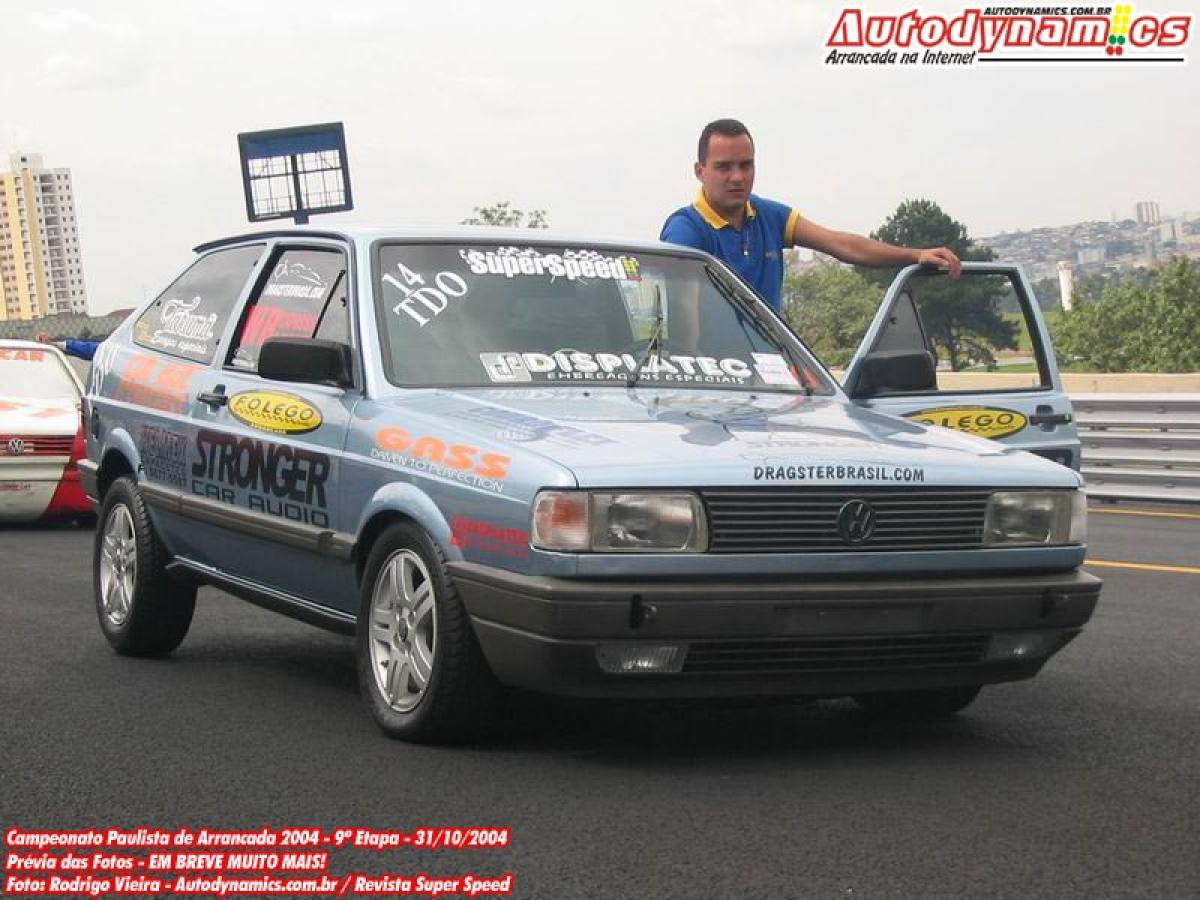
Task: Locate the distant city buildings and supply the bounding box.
[0,153,88,321]
[982,206,1200,307]
[1056,261,1075,312]
[1135,201,1161,225]
[1158,220,1182,244]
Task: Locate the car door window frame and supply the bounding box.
[221,238,361,391]
[843,262,1060,400]
[132,244,268,365]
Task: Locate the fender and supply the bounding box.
[356,481,460,561]
[103,426,143,485]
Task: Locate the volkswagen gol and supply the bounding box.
[81,228,1100,741]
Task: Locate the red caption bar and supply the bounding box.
[3,827,513,897]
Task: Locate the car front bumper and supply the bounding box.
[448,563,1101,698]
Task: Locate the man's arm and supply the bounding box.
[63,339,100,361]
[792,216,961,278]
[36,332,99,360]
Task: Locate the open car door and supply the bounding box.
[841,262,1079,469]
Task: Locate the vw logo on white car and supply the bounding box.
[837,499,876,544]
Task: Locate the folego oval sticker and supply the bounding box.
[904,405,1027,440]
[228,391,322,435]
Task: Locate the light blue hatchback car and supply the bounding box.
[80,227,1100,741]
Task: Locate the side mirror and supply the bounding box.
[856,349,936,397]
[258,338,353,387]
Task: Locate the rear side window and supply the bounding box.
[228,248,350,373]
[134,245,263,364]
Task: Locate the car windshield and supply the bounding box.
[374,242,835,394]
[0,347,79,401]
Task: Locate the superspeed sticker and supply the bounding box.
[461,247,640,282]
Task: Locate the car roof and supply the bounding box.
[0,339,65,352]
[193,224,706,257]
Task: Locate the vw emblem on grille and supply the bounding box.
[6,438,26,456]
[837,499,876,544]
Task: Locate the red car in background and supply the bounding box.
[0,340,93,523]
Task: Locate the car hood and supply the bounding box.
[380,387,1081,489]
[0,397,80,436]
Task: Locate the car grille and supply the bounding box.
[701,487,990,552]
[683,633,990,675]
[0,434,74,457]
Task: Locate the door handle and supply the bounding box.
[1029,412,1071,426]
[197,390,228,408]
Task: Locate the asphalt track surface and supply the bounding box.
[2,506,1197,899]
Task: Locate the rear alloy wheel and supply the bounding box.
[94,476,195,656]
[852,685,982,718]
[357,523,496,743]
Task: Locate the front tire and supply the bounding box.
[852,685,982,718]
[94,476,195,656]
[356,522,496,743]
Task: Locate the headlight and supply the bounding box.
[532,491,707,552]
[984,490,1086,546]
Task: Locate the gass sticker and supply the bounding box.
[229,391,323,435]
[905,405,1027,440]
[372,427,510,494]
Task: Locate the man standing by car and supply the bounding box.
[660,119,961,313]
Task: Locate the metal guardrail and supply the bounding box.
[1075,393,1200,504]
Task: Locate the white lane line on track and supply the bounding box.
[1086,559,1200,576]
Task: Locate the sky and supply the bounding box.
[2,0,1197,315]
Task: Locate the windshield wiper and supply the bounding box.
[703,267,813,396]
[626,284,666,389]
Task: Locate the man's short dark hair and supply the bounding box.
[698,119,753,164]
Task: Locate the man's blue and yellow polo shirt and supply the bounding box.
[659,191,800,312]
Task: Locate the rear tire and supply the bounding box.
[356,522,497,743]
[94,476,195,656]
[852,685,982,718]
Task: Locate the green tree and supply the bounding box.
[782,261,879,367]
[460,201,548,229]
[1030,276,1064,311]
[858,199,1015,371]
[1051,256,1200,372]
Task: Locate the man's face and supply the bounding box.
[695,133,755,216]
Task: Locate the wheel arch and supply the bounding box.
[96,433,139,500]
[353,483,459,585]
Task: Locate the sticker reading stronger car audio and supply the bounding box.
[904,405,1028,440]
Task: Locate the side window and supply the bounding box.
[872,271,1051,391]
[228,248,350,372]
[133,245,263,364]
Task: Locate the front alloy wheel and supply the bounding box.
[369,549,437,713]
[356,522,497,743]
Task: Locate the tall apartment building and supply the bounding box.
[1134,201,1161,226]
[0,153,88,321]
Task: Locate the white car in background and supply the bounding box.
[0,340,93,523]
